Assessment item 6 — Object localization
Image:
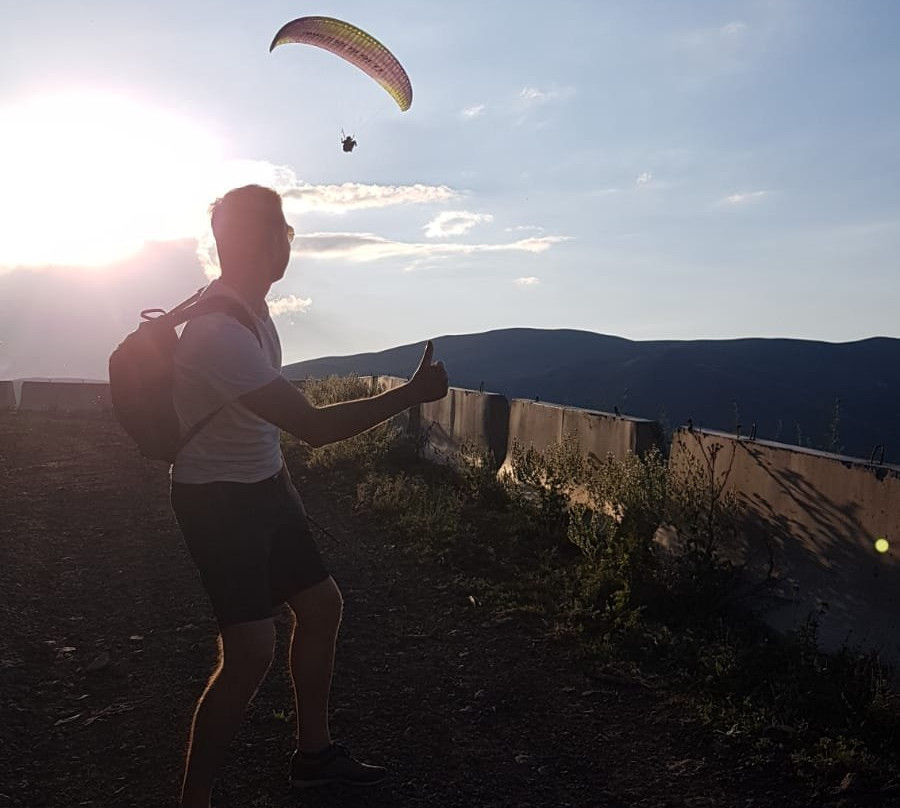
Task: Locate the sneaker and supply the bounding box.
[290,743,387,788]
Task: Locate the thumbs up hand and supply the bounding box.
[409,340,449,403]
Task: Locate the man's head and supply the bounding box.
[209,185,294,283]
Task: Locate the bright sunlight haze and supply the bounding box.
[0,90,228,268]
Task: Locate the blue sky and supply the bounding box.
[1,0,898,379]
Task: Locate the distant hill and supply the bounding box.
[283,328,900,462]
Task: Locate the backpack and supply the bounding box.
[108,287,261,463]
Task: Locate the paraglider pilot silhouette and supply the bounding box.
[340,130,357,152]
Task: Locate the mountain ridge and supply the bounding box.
[283,328,900,462]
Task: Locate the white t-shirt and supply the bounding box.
[171,279,284,484]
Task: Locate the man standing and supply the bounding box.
[170,184,448,808]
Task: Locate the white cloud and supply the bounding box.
[680,19,750,49]
[293,232,571,263]
[196,232,221,279]
[636,172,653,185]
[215,161,458,215]
[505,225,545,234]
[267,295,312,317]
[515,277,541,287]
[519,86,576,105]
[282,181,458,214]
[403,255,450,273]
[723,190,767,205]
[520,87,547,103]
[193,172,463,277]
[462,104,486,119]
[722,20,748,36]
[424,211,494,238]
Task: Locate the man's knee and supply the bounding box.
[288,576,343,634]
[219,618,276,684]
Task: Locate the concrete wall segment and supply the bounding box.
[0,381,15,410]
[418,386,509,462]
[668,427,900,663]
[19,381,112,412]
[502,399,661,470]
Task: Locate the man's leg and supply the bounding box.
[286,576,343,753]
[285,576,386,787]
[180,618,276,808]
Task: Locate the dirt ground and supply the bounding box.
[0,412,889,808]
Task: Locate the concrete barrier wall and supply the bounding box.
[669,427,900,659]
[373,375,419,435]
[417,386,510,462]
[19,381,112,412]
[0,381,14,410]
[502,399,660,471]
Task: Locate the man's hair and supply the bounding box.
[208,184,284,268]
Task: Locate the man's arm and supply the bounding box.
[240,376,418,448]
[240,341,448,448]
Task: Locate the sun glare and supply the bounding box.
[0,90,230,269]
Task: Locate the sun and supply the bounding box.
[0,89,231,269]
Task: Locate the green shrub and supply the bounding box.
[504,434,584,545]
[455,440,510,511]
[355,470,463,550]
[299,378,900,787]
[285,375,406,471]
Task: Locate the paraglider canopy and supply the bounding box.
[270,16,413,112]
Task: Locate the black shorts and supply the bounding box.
[170,466,330,627]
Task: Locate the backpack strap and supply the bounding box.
[170,293,266,455]
[173,296,263,347]
[141,286,206,322]
[176,405,224,454]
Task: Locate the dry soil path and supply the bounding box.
[0,413,851,807]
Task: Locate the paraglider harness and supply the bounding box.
[341,129,357,152]
[108,287,261,464]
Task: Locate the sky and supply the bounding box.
[1,0,899,379]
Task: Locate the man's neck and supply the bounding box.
[218,275,270,317]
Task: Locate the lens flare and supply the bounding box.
[875,538,890,554]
